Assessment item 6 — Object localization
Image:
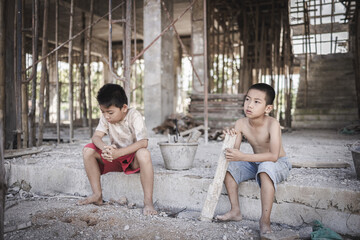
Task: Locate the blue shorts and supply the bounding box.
[227,156,292,191]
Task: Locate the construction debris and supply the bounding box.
[152,113,199,135]
[152,113,230,142]
[4,147,49,159]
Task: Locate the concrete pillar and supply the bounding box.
[143,0,174,131]
[191,0,204,93]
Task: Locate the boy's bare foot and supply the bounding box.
[215,210,242,221]
[259,219,272,235]
[77,194,103,206]
[143,203,158,215]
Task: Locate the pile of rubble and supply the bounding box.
[152,113,226,141]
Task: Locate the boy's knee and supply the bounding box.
[135,148,151,162]
[83,147,96,158]
[258,172,271,181]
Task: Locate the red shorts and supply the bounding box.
[84,143,140,175]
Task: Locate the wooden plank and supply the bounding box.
[189,108,243,113]
[189,113,243,119]
[200,134,236,221]
[180,125,205,137]
[190,104,243,109]
[291,161,350,169]
[4,147,46,159]
[190,93,246,100]
[190,101,243,106]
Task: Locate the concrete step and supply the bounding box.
[4,133,360,237]
[292,120,357,129]
[292,108,358,129]
[292,114,358,122]
[294,108,358,115]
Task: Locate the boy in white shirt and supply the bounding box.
[78,83,157,215]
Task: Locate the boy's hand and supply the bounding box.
[223,128,237,136]
[101,145,117,162]
[225,148,243,161]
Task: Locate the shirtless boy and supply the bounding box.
[78,83,157,215]
[216,83,291,234]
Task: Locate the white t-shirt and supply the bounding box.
[96,108,148,148]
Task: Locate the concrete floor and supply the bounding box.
[4,127,360,237]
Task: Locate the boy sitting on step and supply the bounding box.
[216,83,291,234]
[78,83,157,215]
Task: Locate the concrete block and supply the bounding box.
[5,156,360,237]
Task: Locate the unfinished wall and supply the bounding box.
[293,53,358,129]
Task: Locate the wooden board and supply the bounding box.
[291,161,350,169]
[4,148,46,159]
[200,134,237,221]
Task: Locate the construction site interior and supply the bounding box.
[0,0,360,239]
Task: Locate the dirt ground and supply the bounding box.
[3,127,360,240]
[4,196,268,240]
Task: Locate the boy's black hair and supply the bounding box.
[247,83,275,105]
[96,83,128,108]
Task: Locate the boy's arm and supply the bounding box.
[226,119,281,162]
[233,119,243,150]
[91,130,108,151]
[111,139,148,158]
[109,110,149,158]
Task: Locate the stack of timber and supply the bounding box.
[189,94,245,130]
